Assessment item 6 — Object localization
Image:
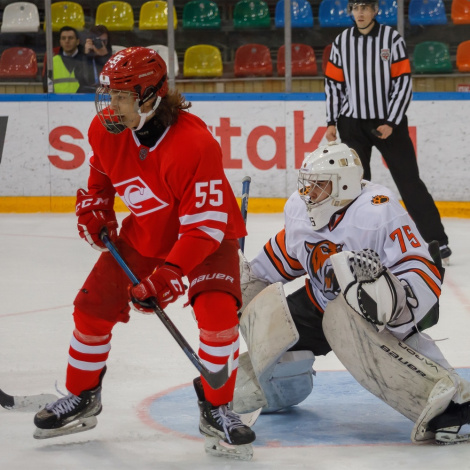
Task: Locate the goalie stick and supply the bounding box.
[238,176,251,254]
[0,389,58,412]
[100,232,232,390]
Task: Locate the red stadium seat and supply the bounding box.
[234,43,272,77]
[277,44,318,76]
[0,47,38,79]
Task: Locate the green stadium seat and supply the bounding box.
[413,41,453,74]
[182,0,221,29]
[233,0,271,28]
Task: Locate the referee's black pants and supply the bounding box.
[337,115,448,246]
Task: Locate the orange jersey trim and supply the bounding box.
[275,229,304,271]
[305,279,324,314]
[263,242,297,281]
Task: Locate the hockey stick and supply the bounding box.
[0,389,58,412]
[238,176,251,253]
[100,233,232,390]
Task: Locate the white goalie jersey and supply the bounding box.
[250,181,443,338]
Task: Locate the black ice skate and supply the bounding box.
[33,367,106,439]
[427,400,470,445]
[193,377,255,460]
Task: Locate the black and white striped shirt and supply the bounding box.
[324,22,412,127]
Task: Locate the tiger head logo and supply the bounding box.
[305,240,343,298]
[371,195,389,205]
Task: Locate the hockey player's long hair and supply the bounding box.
[155,90,192,128]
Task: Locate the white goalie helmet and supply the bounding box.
[298,141,364,230]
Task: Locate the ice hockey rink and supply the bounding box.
[1,212,469,470]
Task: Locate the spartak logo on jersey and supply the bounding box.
[305,240,343,300]
[114,176,169,216]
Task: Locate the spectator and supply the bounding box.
[324,0,451,263]
[48,26,90,93]
[83,25,113,91]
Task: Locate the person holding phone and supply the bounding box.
[323,0,451,263]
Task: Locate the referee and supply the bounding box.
[324,0,451,263]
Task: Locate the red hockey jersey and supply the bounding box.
[87,110,246,275]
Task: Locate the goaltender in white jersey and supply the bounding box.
[235,141,470,445]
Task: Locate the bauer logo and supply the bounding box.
[114,176,169,216]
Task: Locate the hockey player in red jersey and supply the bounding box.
[33,47,255,459]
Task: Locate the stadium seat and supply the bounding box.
[95,1,135,31]
[183,45,223,77]
[277,44,318,76]
[274,0,314,27]
[0,47,38,78]
[376,0,397,25]
[182,0,221,29]
[234,43,272,77]
[233,0,271,28]
[0,2,40,33]
[413,41,452,73]
[408,0,448,25]
[139,1,177,30]
[322,43,332,74]
[456,40,470,72]
[46,2,85,32]
[451,0,470,23]
[147,44,180,76]
[318,0,354,27]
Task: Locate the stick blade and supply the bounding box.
[0,389,58,412]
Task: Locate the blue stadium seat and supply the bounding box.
[376,0,397,25]
[275,0,313,27]
[318,0,354,27]
[408,0,448,25]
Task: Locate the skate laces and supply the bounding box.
[45,384,81,417]
[211,405,245,443]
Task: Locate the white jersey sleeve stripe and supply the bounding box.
[180,211,228,226]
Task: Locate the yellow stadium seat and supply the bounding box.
[139,1,177,30]
[1,2,40,33]
[45,2,85,32]
[183,45,223,77]
[95,1,134,31]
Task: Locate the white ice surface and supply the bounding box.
[1,213,469,469]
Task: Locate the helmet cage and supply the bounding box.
[95,87,140,134]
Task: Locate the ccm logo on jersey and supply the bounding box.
[190,273,235,287]
[371,195,390,205]
[114,176,169,216]
[76,197,110,212]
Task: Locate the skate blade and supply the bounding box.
[435,427,470,445]
[33,416,98,440]
[204,437,253,461]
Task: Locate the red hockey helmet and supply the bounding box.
[96,47,168,133]
[99,46,168,104]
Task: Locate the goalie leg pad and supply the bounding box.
[323,295,456,442]
[239,250,269,314]
[234,283,314,413]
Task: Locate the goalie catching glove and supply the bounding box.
[130,263,186,312]
[76,188,118,252]
[330,249,407,328]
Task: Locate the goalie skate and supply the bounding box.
[428,401,470,445]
